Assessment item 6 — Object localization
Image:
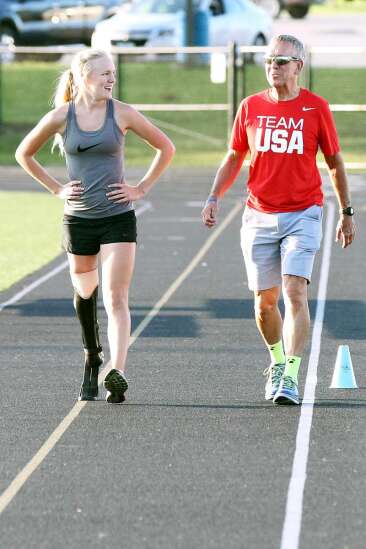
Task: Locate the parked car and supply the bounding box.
[91,0,272,51]
[0,0,125,45]
[253,0,325,18]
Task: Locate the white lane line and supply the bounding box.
[0,261,69,313]
[129,201,242,346]
[134,200,153,217]
[280,201,336,549]
[0,201,152,313]
[0,200,242,516]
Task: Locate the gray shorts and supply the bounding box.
[240,205,323,291]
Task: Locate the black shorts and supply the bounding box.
[62,210,137,255]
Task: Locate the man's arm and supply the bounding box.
[324,152,355,248]
[202,148,247,228]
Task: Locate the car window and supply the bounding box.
[222,0,245,13]
[129,0,198,14]
[209,0,225,16]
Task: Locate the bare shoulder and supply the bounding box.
[112,99,136,117]
[21,103,69,143]
[112,99,143,131]
[42,103,69,130]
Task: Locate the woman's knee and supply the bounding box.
[103,290,129,316]
[70,269,99,299]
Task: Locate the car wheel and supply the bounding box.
[0,24,18,46]
[286,4,309,18]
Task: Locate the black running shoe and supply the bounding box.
[103,369,128,404]
[78,351,103,401]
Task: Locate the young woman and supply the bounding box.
[15,49,175,404]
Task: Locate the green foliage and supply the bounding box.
[313,0,366,14]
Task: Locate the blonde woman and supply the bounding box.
[16,49,175,403]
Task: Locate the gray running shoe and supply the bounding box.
[273,375,299,405]
[103,369,128,404]
[263,362,285,401]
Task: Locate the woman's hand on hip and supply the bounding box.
[107,182,145,203]
[56,180,84,200]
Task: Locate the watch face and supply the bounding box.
[343,207,354,215]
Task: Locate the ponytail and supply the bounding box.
[52,69,75,154]
[51,49,112,155]
[54,69,74,107]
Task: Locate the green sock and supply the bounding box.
[267,340,285,364]
[284,356,302,383]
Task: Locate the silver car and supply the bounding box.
[92,0,272,50]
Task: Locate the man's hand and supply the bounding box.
[336,215,355,248]
[202,197,218,228]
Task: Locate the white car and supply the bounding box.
[92,0,272,51]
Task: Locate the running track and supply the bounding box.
[0,167,365,549]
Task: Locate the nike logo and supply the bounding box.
[302,107,316,111]
[77,143,102,153]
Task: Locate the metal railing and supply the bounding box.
[1,43,366,168]
[1,43,366,118]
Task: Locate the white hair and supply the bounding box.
[270,34,306,61]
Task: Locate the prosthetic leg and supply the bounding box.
[74,287,104,401]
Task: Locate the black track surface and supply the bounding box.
[0,167,365,549]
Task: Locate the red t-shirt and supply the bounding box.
[229,88,340,213]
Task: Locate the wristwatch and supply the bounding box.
[340,206,354,216]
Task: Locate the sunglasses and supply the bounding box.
[264,55,301,66]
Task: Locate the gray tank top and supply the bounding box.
[63,99,133,218]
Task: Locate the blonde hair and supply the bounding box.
[52,48,112,154]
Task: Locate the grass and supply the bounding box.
[0,60,230,168]
[1,60,366,167]
[312,0,366,14]
[0,191,63,292]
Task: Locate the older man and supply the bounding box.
[202,34,355,405]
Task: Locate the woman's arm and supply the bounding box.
[15,105,83,200]
[107,102,175,203]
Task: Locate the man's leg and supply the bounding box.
[254,286,287,400]
[254,286,282,346]
[273,275,309,405]
[240,207,284,400]
[282,274,309,362]
[273,205,323,405]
